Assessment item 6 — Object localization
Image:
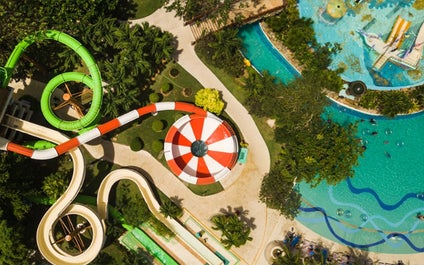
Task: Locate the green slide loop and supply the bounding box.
[40,72,102,131]
[2,30,103,131]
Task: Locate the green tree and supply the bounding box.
[149,92,161,103]
[211,213,252,249]
[359,90,379,109]
[273,76,328,135]
[152,140,164,153]
[272,245,303,265]
[0,213,30,265]
[195,88,225,115]
[378,90,413,117]
[130,137,144,151]
[244,70,281,117]
[0,152,36,220]
[93,21,174,118]
[116,181,151,226]
[160,200,182,218]
[196,27,245,76]
[164,0,238,23]
[42,171,69,200]
[259,162,301,219]
[152,119,165,132]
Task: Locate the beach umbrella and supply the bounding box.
[164,114,238,185]
[326,0,347,19]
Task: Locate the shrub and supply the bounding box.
[162,82,173,93]
[148,217,174,238]
[149,92,161,103]
[130,137,144,151]
[152,140,163,153]
[195,88,225,115]
[359,91,379,109]
[182,87,192,97]
[152,120,164,132]
[169,68,179,77]
[378,90,413,117]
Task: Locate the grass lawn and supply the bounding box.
[132,0,165,19]
[113,62,227,196]
[195,49,281,165]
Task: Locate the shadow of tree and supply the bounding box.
[219,205,257,230]
[170,195,184,208]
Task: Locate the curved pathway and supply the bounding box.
[130,7,424,265]
[130,9,275,264]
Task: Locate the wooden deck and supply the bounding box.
[189,0,285,41]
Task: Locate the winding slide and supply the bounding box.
[1,102,206,160]
[1,30,226,264]
[98,169,224,265]
[1,30,103,131]
[0,102,221,264]
[2,115,104,265]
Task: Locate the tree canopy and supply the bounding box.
[244,66,363,218]
[195,88,225,115]
[211,213,252,249]
[196,27,245,77]
[0,0,133,79]
[164,0,240,23]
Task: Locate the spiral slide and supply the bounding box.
[1,30,103,131]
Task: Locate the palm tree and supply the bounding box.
[208,28,243,64]
[160,200,182,219]
[211,213,252,249]
[272,245,303,265]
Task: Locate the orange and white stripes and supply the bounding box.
[164,114,238,185]
[3,102,206,160]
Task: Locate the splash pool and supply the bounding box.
[238,21,424,253]
[299,0,424,90]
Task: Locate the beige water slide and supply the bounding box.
[0,116,223,265]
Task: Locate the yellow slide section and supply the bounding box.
[385,16,411,49]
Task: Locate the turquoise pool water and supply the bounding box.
[239,22,424,253]
[299,0,424,90]
[299,105,424,254]
[238,23,300,84]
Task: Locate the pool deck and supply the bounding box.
[6,4,422,265]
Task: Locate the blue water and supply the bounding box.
[238,23,300,85]
[299,0,424,90]
[239,22,424,253]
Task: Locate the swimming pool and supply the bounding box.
[299,104,424,254]
[299,0,424,90]
[238,23,300,84]
[238,22,424,253]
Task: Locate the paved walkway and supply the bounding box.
[129,8,424,265]
[8,5,421,265]
[86,7,278,264]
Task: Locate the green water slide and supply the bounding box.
[1,30,103,131]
